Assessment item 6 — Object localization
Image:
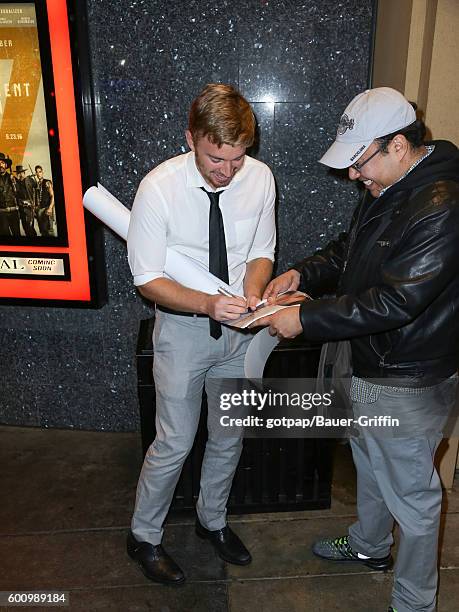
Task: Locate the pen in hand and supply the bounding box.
[218,286,247,301]
[254,290,290,310]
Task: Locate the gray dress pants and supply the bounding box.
[348,376,458,612]
[131,311,251,545]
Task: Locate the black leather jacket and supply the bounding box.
[0,172,16,209]
[296,140,459,385]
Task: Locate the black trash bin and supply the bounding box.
[136,317,333,514]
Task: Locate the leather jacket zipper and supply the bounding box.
[370,336,391,369]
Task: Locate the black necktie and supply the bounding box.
[201,187,228,339]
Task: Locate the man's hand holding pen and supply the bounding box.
[215,286,263,320]
[207,288,248,321]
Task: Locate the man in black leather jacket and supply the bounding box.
[255,88,459,612]
[0,153,20,236]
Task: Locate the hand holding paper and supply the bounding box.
[262,269,302,302]
[251,304,304,340]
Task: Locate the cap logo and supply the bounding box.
[350,144,366,161]
[337,113,354,135]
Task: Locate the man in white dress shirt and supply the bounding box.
[126,84,276,585]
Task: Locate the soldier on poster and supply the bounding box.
[34,165,55,237]
[0,152,20,237]
[13,165,37,237]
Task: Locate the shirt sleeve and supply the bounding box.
[247,168,276,262]
[127,178,168,287]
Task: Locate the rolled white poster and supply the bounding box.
[164,249,238,296]
[83,184,130,241]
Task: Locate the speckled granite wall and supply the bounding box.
[0,0,375,431]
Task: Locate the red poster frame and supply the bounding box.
[0,0,105,305]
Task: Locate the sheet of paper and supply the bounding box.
[229,304,302,329]
[223,291,309,329]
[244,328,280,379]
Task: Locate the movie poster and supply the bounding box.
[0,0,103,305]
[0,2,60,242]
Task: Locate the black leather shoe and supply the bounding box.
[126,531,185,585]
[195,519,252,565]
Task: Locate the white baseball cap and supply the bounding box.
[319,87,416,169]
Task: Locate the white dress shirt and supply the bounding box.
[127,151,276,293]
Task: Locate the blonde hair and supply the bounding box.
[188,84,255,148]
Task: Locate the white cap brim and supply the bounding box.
[319,139,373,169]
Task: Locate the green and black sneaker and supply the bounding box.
[312,535,393,571]
[388,608,398,612]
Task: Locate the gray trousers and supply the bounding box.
[348,376,458,612]
[131,311,251,545]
